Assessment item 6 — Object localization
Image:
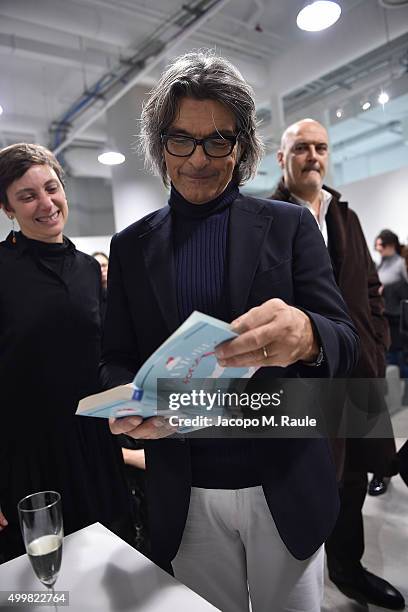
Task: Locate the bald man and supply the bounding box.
[271,119,404,610]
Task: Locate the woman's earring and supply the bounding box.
[10,216,16,244]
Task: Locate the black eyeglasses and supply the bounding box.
[161,132,239,158]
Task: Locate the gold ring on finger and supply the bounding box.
[262,346,269,359]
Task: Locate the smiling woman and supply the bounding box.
[0,144,67,241]
[5,164,68,242]
[0,143,133,563]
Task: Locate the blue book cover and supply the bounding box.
[76,311,255,420]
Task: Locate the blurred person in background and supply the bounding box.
[375,229,408,385]
[92,250,109,289]
[92,251,109,320]
[0,143,133,563]
[372,230,408,496]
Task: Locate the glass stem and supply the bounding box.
[47,584,58,612]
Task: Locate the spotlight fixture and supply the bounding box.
[378,91,390,106]
[336,108,343,118]
[361,101,371,111]
[98,151,125,165]
[296,1,341,32]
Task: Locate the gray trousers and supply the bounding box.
[172,486,324,612]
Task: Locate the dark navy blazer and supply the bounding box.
[100,194,359,570]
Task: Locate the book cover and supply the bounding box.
[76,311,255,420]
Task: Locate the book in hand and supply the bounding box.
[76,311,255,420]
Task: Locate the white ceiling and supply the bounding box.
[0,0,408,192]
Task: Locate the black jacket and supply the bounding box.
[101,193,359,568]
[271,180,396,475]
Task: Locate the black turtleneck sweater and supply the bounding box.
[170,182,237,322]
[168,182,261,489]
[24,236,71,277]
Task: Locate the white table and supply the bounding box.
[0,522,218,611]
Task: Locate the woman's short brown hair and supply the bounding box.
[0,143,65,208]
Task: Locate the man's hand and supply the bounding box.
[0,509,8,531]
[109,415,177,440]
[215,298,319,367]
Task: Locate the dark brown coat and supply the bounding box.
[271,179,396,474]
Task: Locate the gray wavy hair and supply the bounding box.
[140,50,264,187]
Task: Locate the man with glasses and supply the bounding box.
[271,118,404,610]
[101,52,359,612]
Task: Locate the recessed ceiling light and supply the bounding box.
[362,101,371,111]
[297,1,341,32]
[378,91,390,106]
[98,151,125,165]
[0,105,3,116]
[336,108,343,118]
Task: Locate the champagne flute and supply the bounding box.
[18,491,63,593]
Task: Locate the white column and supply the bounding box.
[270,93,285,148]
[106,84,167,232]
[320,108,335,187]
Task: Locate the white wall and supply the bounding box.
[338,165,408,261]
[65,176,115,236]
[107,86,167,232]
[333,143,408,187]
[0,210,11,240]
[71,235,112,256]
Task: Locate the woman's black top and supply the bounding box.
[0,232,131,560]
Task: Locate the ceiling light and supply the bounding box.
[98,151,125,165]
[336,108,343,118]
[297,1,341,32]
[361,101,371,111]
[378,91,390,106]
[0,105,3,116]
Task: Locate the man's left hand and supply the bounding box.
[215,298,319,368]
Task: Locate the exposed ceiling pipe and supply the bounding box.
[194,22,273,58]
[53,0,231,156]
[0,31,112,71]
[83,0,183,25]
[0,0,130,48]
[0,11,272,70]
[84,0,284,48]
